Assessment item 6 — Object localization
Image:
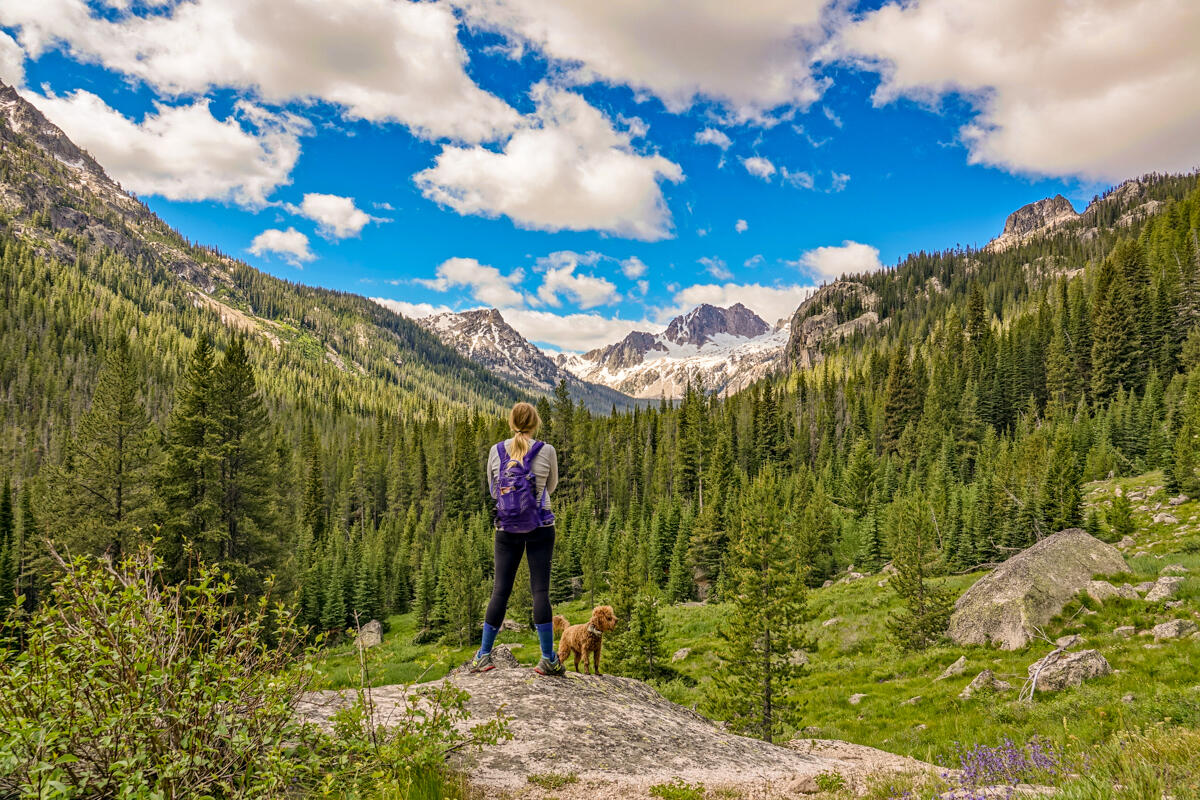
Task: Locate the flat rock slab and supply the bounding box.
[297,647,938,798]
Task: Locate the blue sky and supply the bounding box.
[2,0,1198,351]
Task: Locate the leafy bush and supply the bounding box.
[649,778,707,800]
[0,546,312,798]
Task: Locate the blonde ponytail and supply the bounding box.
[507,402,541,461]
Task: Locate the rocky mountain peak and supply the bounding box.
[986,194,1079,252]
[664,302,769,346]
[0,81,111,185]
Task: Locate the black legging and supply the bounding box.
[485,526,555,627]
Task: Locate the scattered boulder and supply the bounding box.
[959,669,1012,699]
[1168,495,1188,506]
[839,571,866,584]
[1116,584,1140,600]
[1114,626,1135,638]
[822,616,841,627]
[1152,619,1199,641]
[569,576,584,598]
[901,695,921,706]
[935,656,968,681]
[1054,634,1083,649]
[1153,512,1178,525]
[1134,581,1157,594]
[1121,693,1135,704]
[822,579,834,588]
[1026,649,1112,692]
[1119,536,1135,549]
[848,693,867,705]
[948,529,1128,650]
[788,650,809,667]
[672,647,691,662]
[1145,576,1185,602]
[500,618,525,632]
[1087,580,1119,602]
[1166,600,1184,609]
[1161,564,1189,575]
[354,619,383,648]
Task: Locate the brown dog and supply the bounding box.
[556,606,617,675]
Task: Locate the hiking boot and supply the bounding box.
[469,651,495,673]
[534,654,565,676]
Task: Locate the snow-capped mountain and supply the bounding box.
[416,308,641,411]
[555,303,789,399]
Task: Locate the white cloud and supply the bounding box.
[27,89,303,206]
[288,193,381,239]
[500,307,662,352]
[249,227,314,266]
[793,240,882,280]
[742,156,776,180]
[534,251,619,309]
[0,31,25,87]
[371,298,455,319]
[2,0,518,143]
[415,85,683,240]
[822,105,843,128]
[735,218,748,233]
[621,255,648,279]
[698,256,732,281]
[669,282,815,326]
[744,254,764,268]
[781,167,814,189]
[694,127,732,149]
[456,0,830,123]
[829,171,850,192]
[416,256,525,308]
[839,0,1200,180]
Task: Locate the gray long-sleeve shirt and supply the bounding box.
[487,440,558,510]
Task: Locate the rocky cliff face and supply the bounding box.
[416,308,640,411]
[986,195,1080,252]
[786,280,881,368]
[297,645,938,799]
[559,303,786,399]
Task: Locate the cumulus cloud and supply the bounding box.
[1,0,518,142]
[27,90,303,206]
[288,193,382,239]
[456,0,830,123]
[781,167,814,189]
[371,298,455,319]
[694,127,732,149]
[416,256,525,308]
[735,218,748,233]
[534,251,619,309]
[793,240,882,280]
[669,282,815,326]
[621,255,648,279]
[249,227,314,266]
[501,307,662,352]
[838,0,1200,180]
[742,156,777,181]
[829,171,850,192]
[0,31,25,86]
[415,85,683,240]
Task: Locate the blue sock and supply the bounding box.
[479,622,499,656]
[535,622,556,660]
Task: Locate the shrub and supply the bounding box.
[0,546,312,798]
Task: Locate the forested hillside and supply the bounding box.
[2,67,1200,731]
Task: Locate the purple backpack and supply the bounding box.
[494,440,552,533]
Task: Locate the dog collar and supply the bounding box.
[587,623,602,637]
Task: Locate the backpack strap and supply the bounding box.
[523,439,545,468]
[496,440,510,465]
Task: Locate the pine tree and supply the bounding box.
[709,467,811,743]
[1040,426,1082,533]
[887,496,953,650]
[856,504,883,572]
[665,523,693,602]
[0,480,12,612]
[616,587,668,680]
[882,345,920,451]
[1106,494,1136,542]
[440,525,483,646]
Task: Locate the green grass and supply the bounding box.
[313,471,1200,796]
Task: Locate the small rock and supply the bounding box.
[1166,600,1184,609]
[1168,494,1188,506]
[914,724,927,731]
[500,618,525,632]
[788,650,809,667]
[1055,634,1083,649]
[672,647,691,662]
[354,619,383,648]
[881,562,898,575]
[901,696,921,706]
[1122,693,1135,704]
[821,580,833,588]
[1114,626,1135,638]
[1145,576,1185,602]
[1138,629,1153,637]
[1026,649,1112,692]
[1119,536,1135,549]
[959,669,1012,699]
[1161,564,1189,575]
[1117,584,1140,600]
[1087,580,1119,602]
[839,571,866,584]
[1143,643,1163,649]
[877,579,888,588]
[1153,512,1178,524]
[821,617,841,627]
[507,643,523,650]
[1081,607,1098,615]
[1152,619,1199,641]
[1135,581,1157,594]
[848,693,867,705]
[935,655,968,681]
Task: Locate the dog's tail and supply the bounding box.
[552,614,568,638]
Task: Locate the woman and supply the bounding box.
[471,401,565,675]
